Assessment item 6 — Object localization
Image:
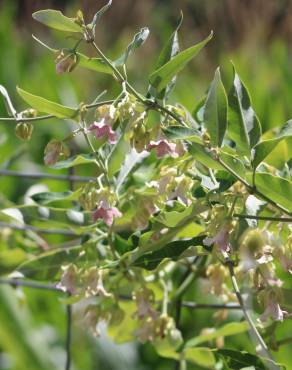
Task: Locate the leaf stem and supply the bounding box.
[0,99,116,123]
[90,41,185,125]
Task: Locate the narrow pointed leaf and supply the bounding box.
[149,12,183,99]
[114,27,150,66]
[91,0,112,34]
[17,87,77,119]
[107,134,131,178]
[32,10,82,32]
[203,67,228,147]
[185,322,249,348]
[163,125,202,143]
[49,153,96,169]
[31,189,82,205]
[228,65,261,156]
[149,32,213,93]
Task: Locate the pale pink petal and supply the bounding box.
[148,140,179,158]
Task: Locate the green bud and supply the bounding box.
[15,122,33,141]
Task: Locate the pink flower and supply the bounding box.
[203,225,231,252]
[260,300,287,322]
[88,121,117,144]
[93,205,122,226]
[147,140,179,158]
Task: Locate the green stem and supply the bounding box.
[0,99,117,123]
[90,41,185,125]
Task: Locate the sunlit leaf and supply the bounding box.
[228,64,261,156]
[149,32,213,93]
[185,322,249,347]
[32,9,82,32]
[17,87,77,119]
[184,347,216,368]
[114,27,150,66]
[50,153,96,169]
[204,67,228,147]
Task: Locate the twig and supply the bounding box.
[0,99,116,123]
[0,169,95,182]
[0,221,78,236]
[65,303,72,370]
[223,253,279,370]
[234,213,292,223]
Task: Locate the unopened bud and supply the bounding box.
[15,122,33,141]
[44,140,69,166]
[55,51,78,74]
[20,108,37,118]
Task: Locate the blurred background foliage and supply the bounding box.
[0,0,292,369]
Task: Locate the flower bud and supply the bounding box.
[20,108,37,118]
[55,51,78,74]
[130,124,150,153]
[44,140,69,166]
[15,122,33,141]
[240,228,265,255]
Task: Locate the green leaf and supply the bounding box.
[32,9,82,32]
[0,249,27,275]
[90,0,112,34]
[49,153,96,169]
[133,235,206,270]
[0,85,17,117]
[204,67,228,147]
[248,172,292,213]
[217,349,265,370]
[107,133,131,178]
[31,189,82,205]
[17,245,83,280]
[149,12,183,99]
[228,65,261,156]
[252,120,292,168]
[162,125,202,144]
[114,27,150,66]
[184,347,216,368]
[17,87,77,119]
[185,322,249,348]
[78,53,112,74]
[149,32,213,93]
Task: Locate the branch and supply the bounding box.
[0,99,116,123]
[0,222,78,236]
[0,169,95,182]
[234,213,292,223]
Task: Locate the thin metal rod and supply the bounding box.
[182,301,241,310]
[0,169,95,182]
[0,222,77,236]
[0,278,61,291]
[234,213,292,223]
[65,304,72,370]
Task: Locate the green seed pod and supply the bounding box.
[130,124,150,153]
[55,51,79,74]
[15,122,33,141]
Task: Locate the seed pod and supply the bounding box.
[44,140,69,166]
[15,122,33,141]
[130,124,150,153]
